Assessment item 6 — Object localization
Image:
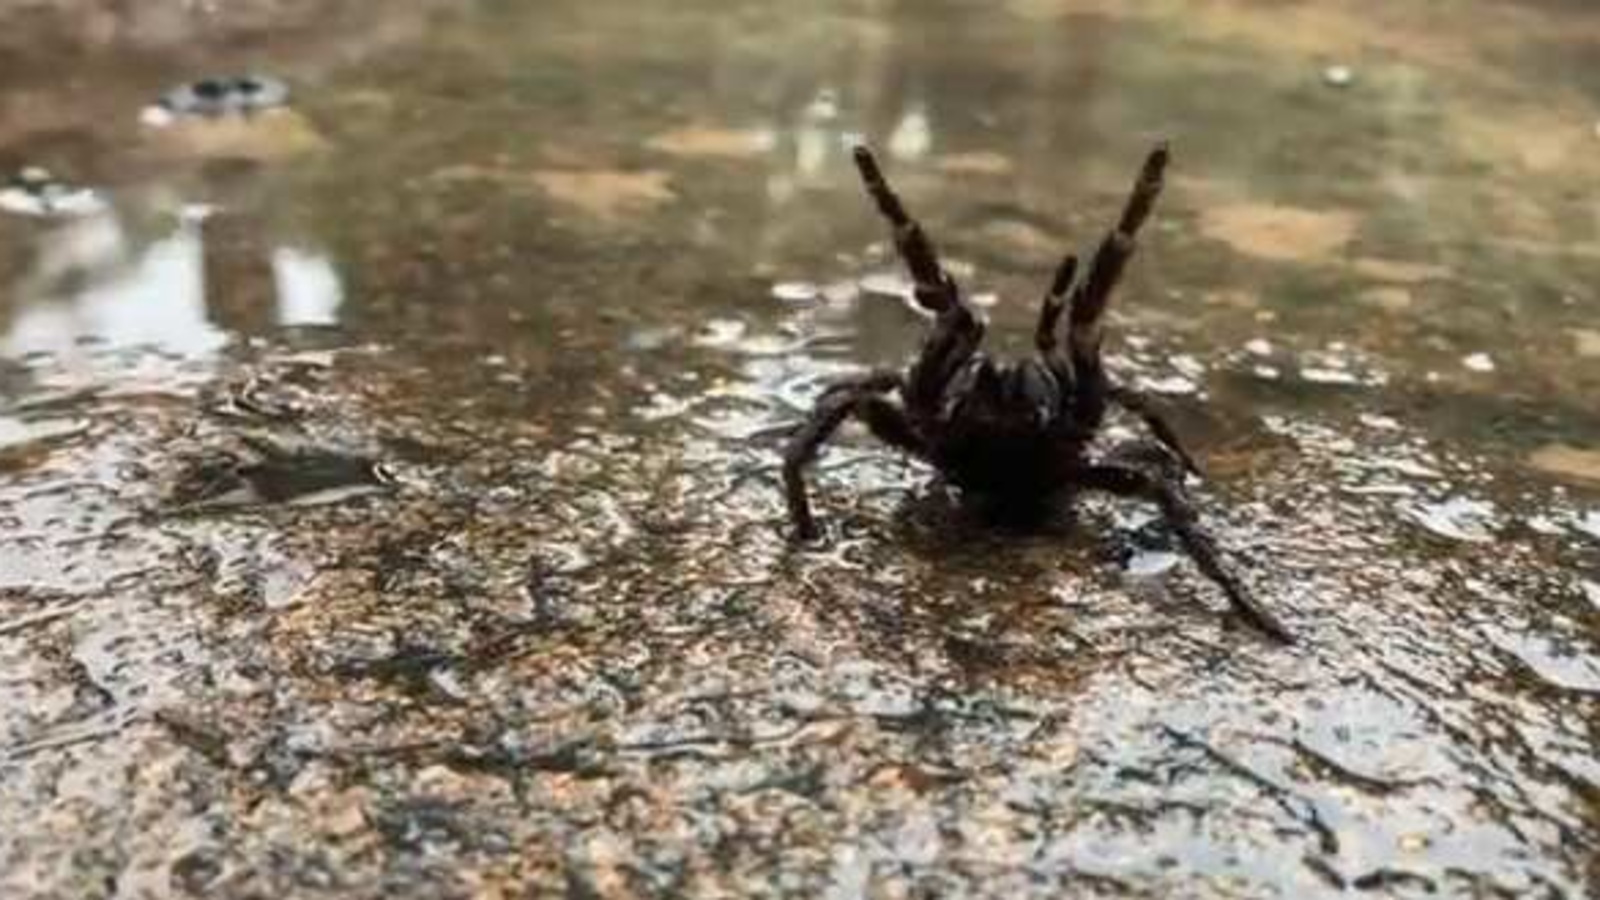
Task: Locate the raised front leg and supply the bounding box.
[852,146,953,310]
[905,301,985,416]
[1067,143,1169,429]
[784,372,920,540]
[852,145,985,415]
[1035,254,1079,393]
[1073,457,1293,643]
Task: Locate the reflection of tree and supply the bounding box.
[0,206,212,359]
[201,212,277,337]
[0,0,446,151]
[0,0,447,357]
[1,199,352,358]
[237,1,1134,369]
[648,1,1120,280]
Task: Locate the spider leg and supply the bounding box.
[852,145,953,309]
[1066,143,1169,429]
[1073,458,1293,644]
[1035,254,1079,392]
[852,144,985,416]
[784,373,921,540]
[1108,386,1203,477]
[857,395,925,456]
[815,369,901,403]
[905,301,985,416]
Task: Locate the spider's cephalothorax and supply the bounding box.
[783,143,1293,643]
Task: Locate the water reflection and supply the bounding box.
[1,204,343,363]
[271,246,342,327]
[2,208,218,358]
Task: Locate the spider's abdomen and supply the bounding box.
[934,429,1081,493]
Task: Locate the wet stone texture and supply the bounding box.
[1,0,1598,897]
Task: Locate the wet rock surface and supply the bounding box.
[1,0,1597,897]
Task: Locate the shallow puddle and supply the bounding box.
[1,0,1596,896]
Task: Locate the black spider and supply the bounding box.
[782,143,1293,643]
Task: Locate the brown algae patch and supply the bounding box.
[1448,108,1600,176]
[140,109,330,162]
[934,151,1016,176]
[1351,257,1451,284]
[1357,286,1415,312]
[1198,202,1359,263]
[531,169,675,220]
[645,124,775,159]
[427,164,676,220]
[1015,0,1600,102]
[976,217,1062,258]
[1527,444,1600,486]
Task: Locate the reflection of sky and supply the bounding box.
[3,212,218,358]
[772,88,931,198]
[272,246,343,327]
[2,210,344,360]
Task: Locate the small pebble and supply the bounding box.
[1169,354,1206,378]
[1525,515,1566,536]
[1462,352,1495,373]
[1323,65,1355,88]
[1402,496,1498,543]
[139,105,175,127]
[0,168,107,218]
[770,281,820,303]
[693,318,747,347]
[1125,550,1180,577]
[1245,338,1273,357]
[1300,367,1360,386]
[1141,375,1198,396]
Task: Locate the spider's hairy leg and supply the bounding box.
[905,298,986,415]
[1067,142,1169,428]
[1072,458,1294,643]
[1108,386,1203,477]
[852,145,988,415]
[851,145,960,316]
[1035,254,1079,392]
[783,371,920,540]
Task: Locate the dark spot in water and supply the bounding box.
[193,79,227,101]
[156,74,291,118]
